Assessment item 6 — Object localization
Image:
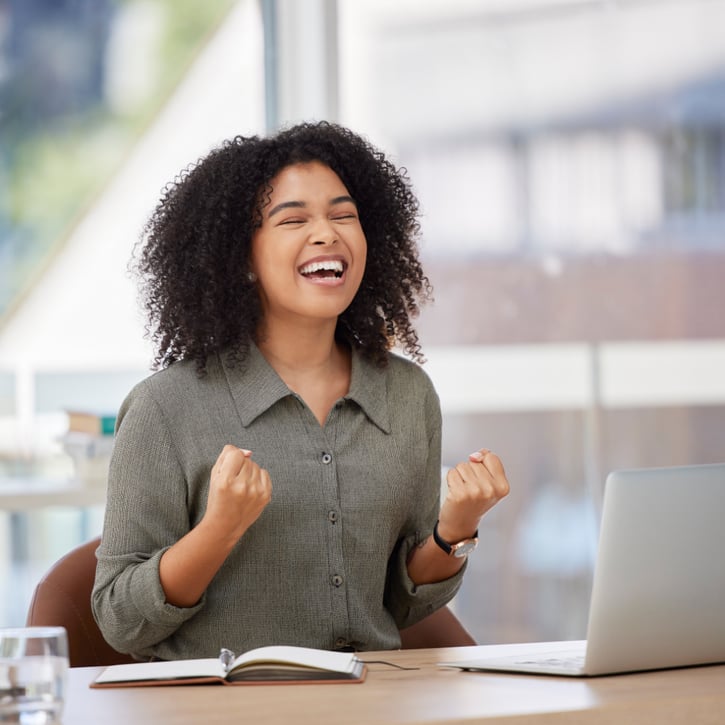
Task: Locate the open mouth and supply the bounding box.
[298,259,346,280]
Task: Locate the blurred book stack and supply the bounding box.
[60,410,116,486]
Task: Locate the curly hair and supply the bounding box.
[133,121,432,373]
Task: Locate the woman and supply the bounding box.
[92,121,509,660]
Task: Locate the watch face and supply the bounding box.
[452,540,478,558]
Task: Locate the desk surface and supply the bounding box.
[64,642,725,725]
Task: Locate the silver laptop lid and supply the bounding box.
[584,462,725,675]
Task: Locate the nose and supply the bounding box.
[309,218,337,246]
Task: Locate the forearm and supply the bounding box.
[159,519,240,607]
[406,524,474,585]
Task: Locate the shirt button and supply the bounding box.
[331,574,343,587]
[334,637,347,648]
[321,452,332,464]
[328,510,338,523]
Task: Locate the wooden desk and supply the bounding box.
[64,643,725,724]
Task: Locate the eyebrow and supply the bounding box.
[267,195,356,219]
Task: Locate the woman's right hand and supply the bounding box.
[203,444,272,544]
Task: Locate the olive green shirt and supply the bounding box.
[92,344,463,660]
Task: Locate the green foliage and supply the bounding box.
[1,0,237,320]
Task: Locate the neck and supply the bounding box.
[255,318,352,425]
[255,317,344,377]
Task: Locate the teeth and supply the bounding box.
[299,259,344,275]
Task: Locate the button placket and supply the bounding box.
[314,423,348,638]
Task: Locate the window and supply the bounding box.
[0,0,263,627]
[339,0,725,642]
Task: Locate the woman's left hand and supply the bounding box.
[437,449,510,543]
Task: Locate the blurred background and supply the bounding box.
[1,0,724,643]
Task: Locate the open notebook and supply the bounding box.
[443,462,725,677]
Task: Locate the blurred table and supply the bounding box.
[0,476,106,511]
[0,475,106,565]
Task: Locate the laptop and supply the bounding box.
[443,462,725,677]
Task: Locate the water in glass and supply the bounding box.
[0,628,68,724]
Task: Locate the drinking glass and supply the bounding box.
[0,627,68,724]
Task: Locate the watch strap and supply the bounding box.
[432,520,478,556]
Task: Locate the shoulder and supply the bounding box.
[126,359,197,401]
[383,351,440,420]
[119,355,227,418]
[386,351,436,391]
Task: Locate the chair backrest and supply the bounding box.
[25,536,135,667]
[399,605,476,649]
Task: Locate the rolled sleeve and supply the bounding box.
[93,546,205,655]
[386,531,466,629]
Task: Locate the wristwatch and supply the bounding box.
[433,520,479,558]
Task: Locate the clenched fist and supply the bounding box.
[203,444,272,544]
[437,449,509,543]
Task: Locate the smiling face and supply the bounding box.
[250,161,367,333]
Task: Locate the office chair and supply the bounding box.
[399,605,476,649]
[26,537,474,666]
[25,536,134,667]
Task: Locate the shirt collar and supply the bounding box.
[221,343,391,433]
[222,343,292,427]
[347,349,391,434]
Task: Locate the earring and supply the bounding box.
[246,271,257,283]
